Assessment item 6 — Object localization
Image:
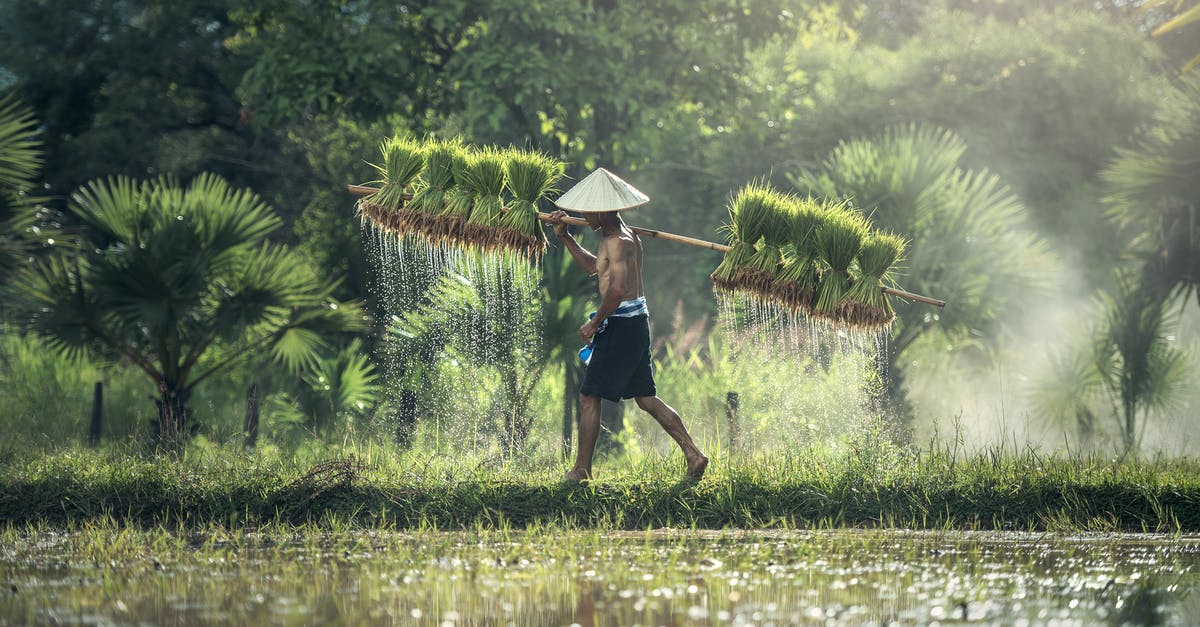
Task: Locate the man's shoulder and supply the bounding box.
[603,231,637,249]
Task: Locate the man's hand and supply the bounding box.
[548,210,570,240]
[578,319,599,343]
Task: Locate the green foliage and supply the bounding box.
[0,328,152,447]
[267,339,380,440]
[0,0,249,193]
[13,174,365,449]
[1103,75,1200,304]
[1097,279,1190,454]
[0,93,47,286]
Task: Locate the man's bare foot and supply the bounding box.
[563,468,591,482]
[685,454,709,481]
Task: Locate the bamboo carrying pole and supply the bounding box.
[347,184,947,308]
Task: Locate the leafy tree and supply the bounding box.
[0,94,47,290]
[1103,75,1200,305]
[792,125,1055,417]
[1096,278,1189,454]
[0,1,252,196]
[14,174,364,450]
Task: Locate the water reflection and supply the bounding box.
[1,530,1197,625]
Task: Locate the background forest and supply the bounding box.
[1,0,1198,458]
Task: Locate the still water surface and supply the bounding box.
[1,529,1197,625]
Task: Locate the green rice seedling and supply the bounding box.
[498,148,565,261]
[843,231,907,329]
[711,181,775,293]
[361,136,426,237]
[461,146,508,250]
[411,137,465,242]
[742,190,794,300]
[774,197,828,312]
[439,149,476,244]
[812,204,870,322]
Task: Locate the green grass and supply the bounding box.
[2,439,1197,532]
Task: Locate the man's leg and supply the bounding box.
[634,396,708,480]
[565,393,602,480]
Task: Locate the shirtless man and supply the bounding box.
[548,174,708,482]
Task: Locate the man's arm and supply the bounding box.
[548,210,597,276]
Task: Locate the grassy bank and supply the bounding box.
[3,439,1198,533]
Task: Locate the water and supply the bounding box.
[710,290,894,451]
[362,221,545,450]
[2,529,1197,625]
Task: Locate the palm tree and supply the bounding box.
[1096,278,1189,454]
[791,125,1055,418]
[0,93,47,291]
[15,174,365,450]
[1103,75,1200,304]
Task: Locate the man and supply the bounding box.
[548,168,708,482]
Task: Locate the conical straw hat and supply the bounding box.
[552,167,649,212]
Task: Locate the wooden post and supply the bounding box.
[87,382,103,447]
[726,391,740,451]
[243,383,260,449]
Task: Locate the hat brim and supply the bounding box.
[550,167,650,213]
[550,198,649,213]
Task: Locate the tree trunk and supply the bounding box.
[152,382,195,452]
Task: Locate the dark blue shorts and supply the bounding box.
[580,315,656,402]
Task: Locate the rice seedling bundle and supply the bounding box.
[361,136,426,237]
[774,197,828,312]
[438,149,476,245]
[842,231,907,328]
[460,147,508,250]
[498,148,565,261]
[812,205,870,320]
[411,138,465,242]
[711,181,776,293]
[740,190,795,300]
